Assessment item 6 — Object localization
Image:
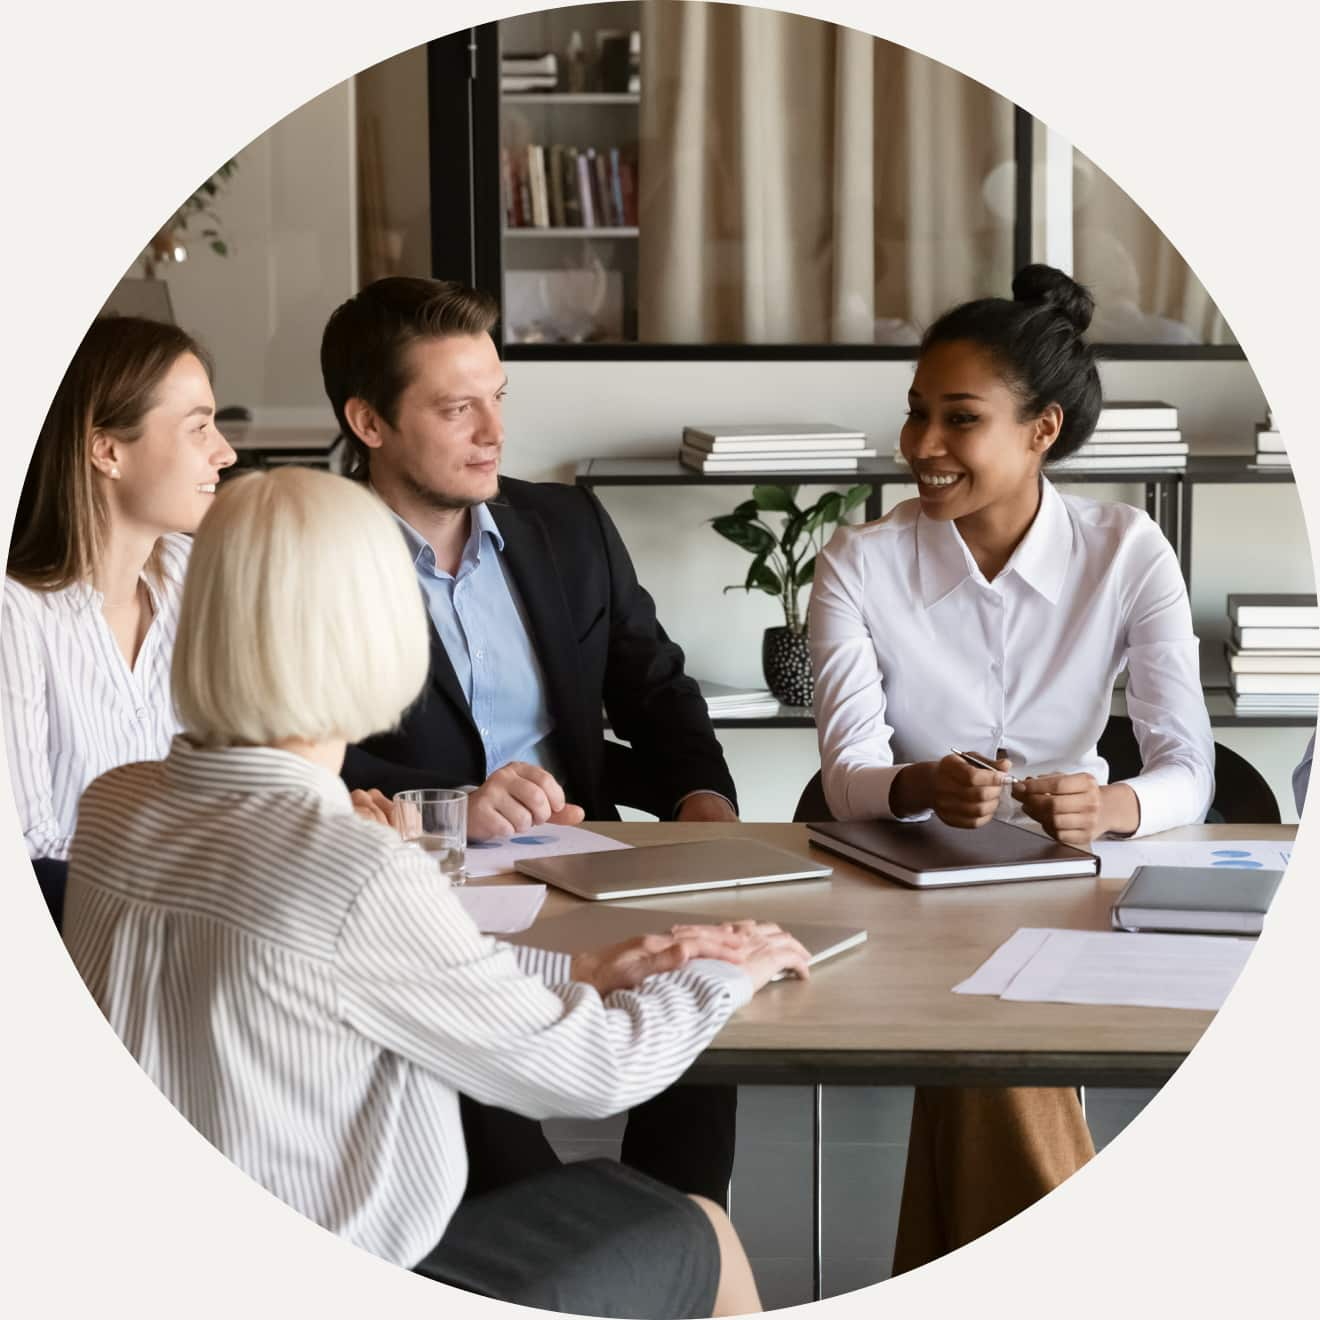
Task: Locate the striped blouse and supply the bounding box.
[63,738,752,1268]
[1,534,190,860]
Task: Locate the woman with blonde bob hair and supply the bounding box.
[3,316,235,921]
[64,467,807,1317]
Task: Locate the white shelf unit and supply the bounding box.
[504,226,639,239]
[503,92,640,105]
[500,2,642,346]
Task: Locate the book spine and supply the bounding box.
[531,145,549,228]
[619,151,638,226]
[519,146,534,228]
[548,144,566,228]
[562,147,582,227]
[594,149,614,226]
[500,146,515,228]
[609,148,626,228]
[576,151,596,228]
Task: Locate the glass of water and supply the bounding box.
[394,788,468,885]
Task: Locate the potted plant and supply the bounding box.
[142,160,240,279]
[710,483,870,707]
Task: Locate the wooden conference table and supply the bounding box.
[506,820,1292,1089]
[486,820,1292,1295]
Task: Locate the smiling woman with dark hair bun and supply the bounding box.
[807,264,1215,1271]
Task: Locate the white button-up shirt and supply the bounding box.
[808,479,1214,838]
[1,534,189,859]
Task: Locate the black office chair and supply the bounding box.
[1097,714,1280,825]
[793,771,832,823]
[32,857,68,930]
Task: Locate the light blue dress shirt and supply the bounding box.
[391,505,558,778]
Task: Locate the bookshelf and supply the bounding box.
[499,3,643,346]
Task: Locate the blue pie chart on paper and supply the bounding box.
[1210,849,1263,868]
[511,835,554,845]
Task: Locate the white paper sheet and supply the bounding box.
[1091,839,1293,880]
[453,884,547,934]
[989,928,1255,1011]
[462,824,633,879]
[952,928,1055,996]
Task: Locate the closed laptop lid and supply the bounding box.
[507,902,865,971]
[1117,865,1285,915]
[806,817,1097,886]
[515,837,832,900]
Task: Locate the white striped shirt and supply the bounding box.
[63,738,752,1267]
[1,534,190,859]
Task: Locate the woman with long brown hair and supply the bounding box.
[3,316,236,910]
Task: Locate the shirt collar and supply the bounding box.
[916,477,1071,608]
[1005,477,1071,603]
[384,501,504,576]
[161,735,353,811]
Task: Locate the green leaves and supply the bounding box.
[709,480,871,627]
[711,514,776,555]
[842,484,870,515]
[752,484,800,514]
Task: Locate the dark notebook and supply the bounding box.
[1111,865,1284,935]
[805,817,1099,888]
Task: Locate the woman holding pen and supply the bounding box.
[808,264,1215,1269]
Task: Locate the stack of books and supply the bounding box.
[1227,593,1320,716]
[680,423,876,475]
[1253,408,1288,469]
[502,52,558,93]
[1053,401,1185,471]
[502,143,637,230]
[697,680,782,719]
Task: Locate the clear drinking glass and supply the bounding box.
[394,788,468,885]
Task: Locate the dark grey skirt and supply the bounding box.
[412,1158,721,1318]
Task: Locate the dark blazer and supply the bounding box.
[341,477,737,820]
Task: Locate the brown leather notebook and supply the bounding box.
[805,817,1099,888]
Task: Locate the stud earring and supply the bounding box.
[110,467,121,480]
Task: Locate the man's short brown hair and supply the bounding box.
[320,277,499,480]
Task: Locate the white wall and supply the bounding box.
[498,357,1315,821]
[131,80,357,423]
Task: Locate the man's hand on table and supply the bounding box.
[351,764,585,841]
[571,920,810,995]
[351,788,399,829]
[468,762,585,839]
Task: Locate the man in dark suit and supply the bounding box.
[320,276,739,1204]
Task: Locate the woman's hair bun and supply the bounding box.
[1011,263,1094,335]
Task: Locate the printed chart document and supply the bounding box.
[1092,838,1293,880]
[453,884,547,934]
[955,928,1255,1011]
[464,824,632,879]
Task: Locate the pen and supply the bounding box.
[950,747,1022,784]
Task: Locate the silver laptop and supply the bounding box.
[514,837,832,901]
[507,902,866,975]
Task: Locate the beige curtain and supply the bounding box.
[638,4,1015,344]
[1073,150,1232,344]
